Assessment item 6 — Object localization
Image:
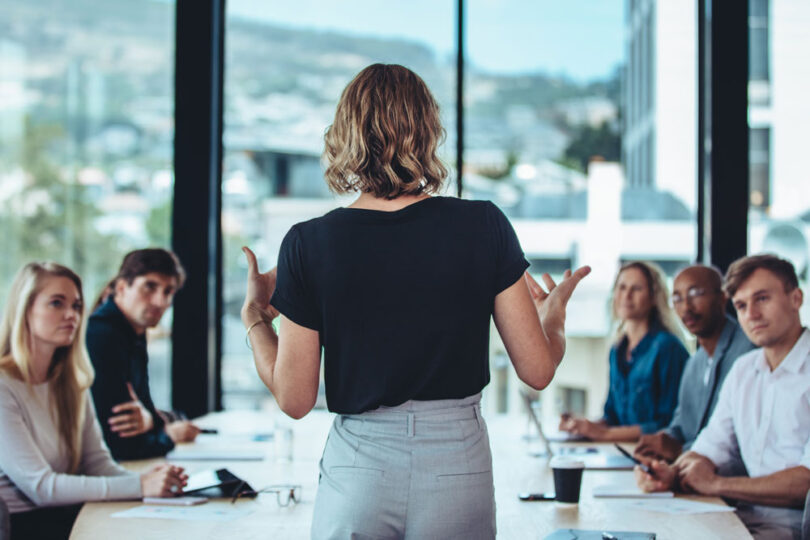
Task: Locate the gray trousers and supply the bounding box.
[311,393,496,540]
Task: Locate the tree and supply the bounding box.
[0,116,124,303]
[561,120,621,173]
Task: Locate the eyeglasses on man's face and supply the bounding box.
[231,483,302,507]
[671,286,717,306]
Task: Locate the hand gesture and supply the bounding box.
[524,266,591,327]
[241,246,280,327]
[109,383,154,438]
[140,464,188,498]
[165,420,201,443]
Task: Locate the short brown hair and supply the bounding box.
[323,64,448,199]
[92,248,186,311]
[723,254,799,298]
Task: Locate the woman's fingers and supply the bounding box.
[242,246,259,277]
[541,273,556,291]
[523,271,547,299]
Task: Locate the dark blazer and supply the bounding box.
[86,298,174,460]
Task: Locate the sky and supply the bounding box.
[227,0,625,82]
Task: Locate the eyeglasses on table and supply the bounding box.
[230,482,302,507]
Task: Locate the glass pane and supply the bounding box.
[466,0,697,419]
[748,0,810,320]
[222,1,457,409]
[0,1,176,408]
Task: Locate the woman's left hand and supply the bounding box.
[241,246,280,327]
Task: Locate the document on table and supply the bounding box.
[166,436,267,460]
[592,484,674,498]
[112,504,253,522]
[617,498,735,514]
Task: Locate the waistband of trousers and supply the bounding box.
[337,393,483,435]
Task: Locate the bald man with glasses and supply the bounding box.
[634,265,754,463]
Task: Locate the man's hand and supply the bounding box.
[109,382,154,438]
[558,414,607,440]
[635,459,678,492]
[165,420,201,443]
[634,432,683,463]
[678,454,720,495]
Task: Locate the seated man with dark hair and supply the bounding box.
[637,254,810,539]
[87,248,200,460]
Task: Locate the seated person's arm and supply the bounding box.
[0,386,142,505]
[557,388,641,442]
[493,269,590,391]
[680,456,810,508]
[86,323,174,459]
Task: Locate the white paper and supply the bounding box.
[111,504,253,521]
[592,484,674,498]
[166,445,266,461]
[617,498,735,514]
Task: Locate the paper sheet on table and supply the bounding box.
[618,498,735,514]
[111,504,253,521]
[166,438,267,460]
[592,484,674,498]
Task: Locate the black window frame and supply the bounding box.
[171,0,750,413]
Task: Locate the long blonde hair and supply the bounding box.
[0,262,94,473]
[611,261,683,343]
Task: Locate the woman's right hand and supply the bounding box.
[140,464,188,498]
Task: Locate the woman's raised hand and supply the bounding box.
[241,246,280,327]
[524,266,591,327]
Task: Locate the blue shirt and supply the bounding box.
[603,325,689,434]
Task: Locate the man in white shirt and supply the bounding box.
[636,254,810,539]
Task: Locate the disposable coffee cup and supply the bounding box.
[549,456,585,503]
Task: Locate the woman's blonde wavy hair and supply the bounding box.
[324,63,448,199]
[610,261,683,343]
[0,262,94,473]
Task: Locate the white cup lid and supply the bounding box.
[549,456,585,469]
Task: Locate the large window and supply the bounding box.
[747,0,810,321]
[466,0,697,420]
[221,1,457,409]
[0,0,176,407]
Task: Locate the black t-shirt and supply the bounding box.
[270,196,529,414]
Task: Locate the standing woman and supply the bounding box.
[241,63,589,539]
[559,261,689,441]
[0,262,186,539]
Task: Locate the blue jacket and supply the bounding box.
[603,325,689,434]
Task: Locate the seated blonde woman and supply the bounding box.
[0,262,186,539]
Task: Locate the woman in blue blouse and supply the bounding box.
[560,261,689,441]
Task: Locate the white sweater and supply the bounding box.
[0,375,142,513]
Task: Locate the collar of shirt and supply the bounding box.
[753,327,810,375]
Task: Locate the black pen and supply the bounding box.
[614,443,657,478]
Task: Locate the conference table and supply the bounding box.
[70,410,752,539]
